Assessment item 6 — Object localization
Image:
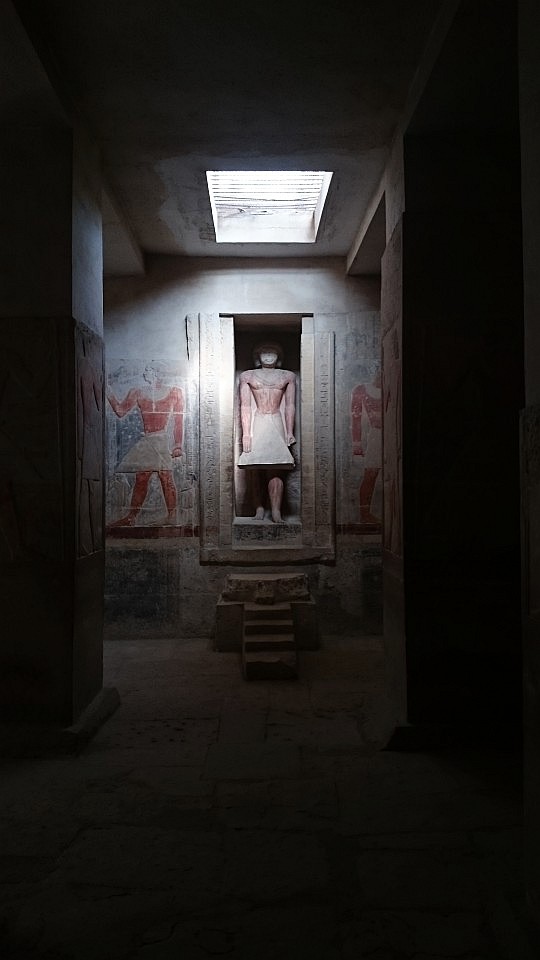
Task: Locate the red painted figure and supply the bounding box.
[351,369,382,525]
[107,365,184,526]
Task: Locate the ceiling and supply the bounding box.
[13,0,446,273]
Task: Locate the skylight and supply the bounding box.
[206,170,333,244]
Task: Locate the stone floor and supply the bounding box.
[0,637,526,959]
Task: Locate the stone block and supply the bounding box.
[222,572,310,603]
[292,598,319,649]
[215,599,243,651]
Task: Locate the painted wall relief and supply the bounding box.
[237,341,296,524]
[106,361,194,535]
[332,318,382,536]
[351,368,382,530]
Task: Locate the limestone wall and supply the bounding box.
[104,257,383,638]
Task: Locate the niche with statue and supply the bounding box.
[198,312,335,563]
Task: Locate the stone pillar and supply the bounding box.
[381,215,406,726]
[400,140,523,724]
[382,3,523,733]
[0,5,115,737]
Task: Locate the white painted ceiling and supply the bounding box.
[13,0,446,273]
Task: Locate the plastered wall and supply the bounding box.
[104,257,383,639]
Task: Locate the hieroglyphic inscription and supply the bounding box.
[300,329,315,546]
[183,315,199,532]
[199,314,219,547]
[381,224,403,558]
[232,520,302,546]
[314,332,334,547]
[218,317,235,548]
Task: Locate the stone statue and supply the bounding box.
[238,342,296,523]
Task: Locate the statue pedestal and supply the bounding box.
[232,516,302,548]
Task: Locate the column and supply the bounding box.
[0,3,115,734]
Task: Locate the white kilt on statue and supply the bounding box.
[238,412,294,470]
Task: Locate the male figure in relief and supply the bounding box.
[107,364,184,526]
[351,368,382,525]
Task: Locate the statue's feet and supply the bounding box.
[164,511,177,525]
[271,509,284,524]
[254,506,265,520]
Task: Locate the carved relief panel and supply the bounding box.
[105,360,195,536]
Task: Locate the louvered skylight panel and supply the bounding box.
[209,172,326,213]
[206,170,333,243]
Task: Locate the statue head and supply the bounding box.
[253,341,283,368]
